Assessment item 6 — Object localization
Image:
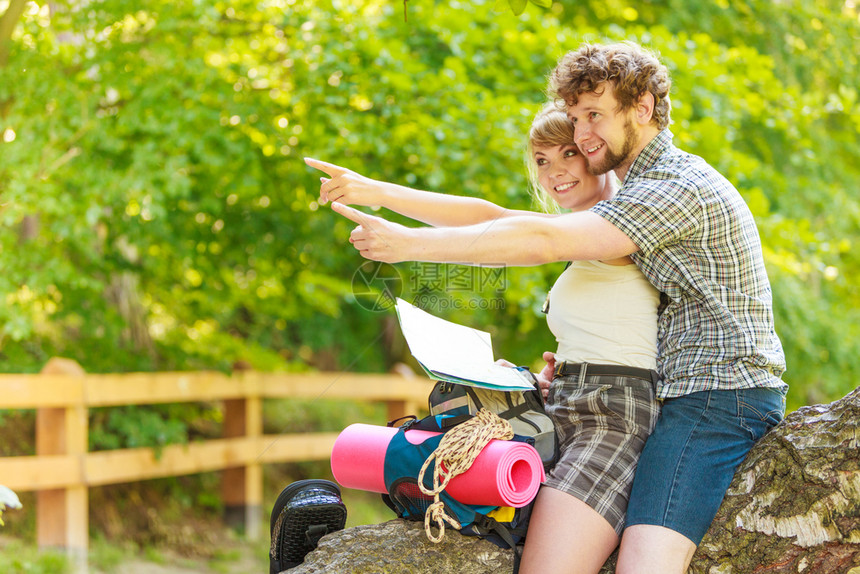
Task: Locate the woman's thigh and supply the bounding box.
[545,374,660,536]
[520,486,619,574]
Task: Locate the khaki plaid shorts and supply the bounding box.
[543,369,660,535]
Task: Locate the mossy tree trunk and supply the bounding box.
[691,386,860,573]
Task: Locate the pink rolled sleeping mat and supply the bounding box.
[330,423,545,508]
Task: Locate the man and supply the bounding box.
[315,42,787,573]
[548,42,787,573]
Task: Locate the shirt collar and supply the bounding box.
[623,129,674,185]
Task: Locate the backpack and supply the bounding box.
[428,379,557,473]
[381,376,559,567]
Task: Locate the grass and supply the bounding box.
[0,537,70,574]
[1,523,272,574]
[88,538,127,572]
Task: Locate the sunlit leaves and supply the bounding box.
[507,0,528,16]
[0,0,858,409]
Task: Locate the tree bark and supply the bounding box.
[283,386,860,573]
[692,385,860,573]
[0,0,27,68]
[105,270,155,355]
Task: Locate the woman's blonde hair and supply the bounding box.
[525,102,576,213]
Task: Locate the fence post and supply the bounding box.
[222,370,262,540]
[386,365,421,423]
[386,398,419,424]
[36,357,88,572]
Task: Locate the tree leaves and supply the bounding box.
[0,0,857,411]
[495,0,551,16]
[508,0,529,16]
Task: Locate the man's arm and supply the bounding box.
[331,202,638,266]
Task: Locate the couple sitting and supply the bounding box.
[307,41,787,574]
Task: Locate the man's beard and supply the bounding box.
[586,117,638,176]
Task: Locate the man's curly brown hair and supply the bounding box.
[549,42,672,130]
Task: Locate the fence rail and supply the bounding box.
[0,358,433,571]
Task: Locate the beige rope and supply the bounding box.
[417,408,514,543]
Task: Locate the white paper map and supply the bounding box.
[394,298,535,391]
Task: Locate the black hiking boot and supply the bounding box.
[269,479,347,573]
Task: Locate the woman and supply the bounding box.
[305,103,660,574]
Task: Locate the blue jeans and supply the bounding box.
[624,387,786,544]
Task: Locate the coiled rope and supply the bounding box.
[416,408,514,543]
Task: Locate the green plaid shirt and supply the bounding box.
[592,130,787,399]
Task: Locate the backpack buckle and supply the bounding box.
[387,414,417,429]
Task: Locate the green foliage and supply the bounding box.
[504,0,552,16]
[0,0,857,429]
[0,540,69,574]
[88,536,128,573]
[88,403,220,452]
[264,397,385,434]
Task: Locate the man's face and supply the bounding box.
[567,84,640,177]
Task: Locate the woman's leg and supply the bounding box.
[519,486,619,574]
[533,371,661,573]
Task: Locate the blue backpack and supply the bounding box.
[381,379,558,562]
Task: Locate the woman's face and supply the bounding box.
[533,143,608,211]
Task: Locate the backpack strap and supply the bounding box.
[472,513,527,574]
[387,414,418,428]
[464,384,541,433]
[464,386,484,410]
[408,413,472,432]
[513,545,523,574]
[471,513,525,549]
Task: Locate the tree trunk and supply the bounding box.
[692,385,860,573]
[105,270,155,355]
[283,386,860,573]
[0,0,28,68]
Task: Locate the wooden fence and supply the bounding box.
[0,358,433,570]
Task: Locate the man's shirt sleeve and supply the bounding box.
[590,172,703,256]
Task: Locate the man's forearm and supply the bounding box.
[335,203,637,266]
[400,212,631,266]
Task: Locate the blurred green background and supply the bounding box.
[1,0,859,423]
[1,0,859,567]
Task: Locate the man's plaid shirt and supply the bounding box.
[592,130,788,399]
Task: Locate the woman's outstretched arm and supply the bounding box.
[305,157,545,227]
